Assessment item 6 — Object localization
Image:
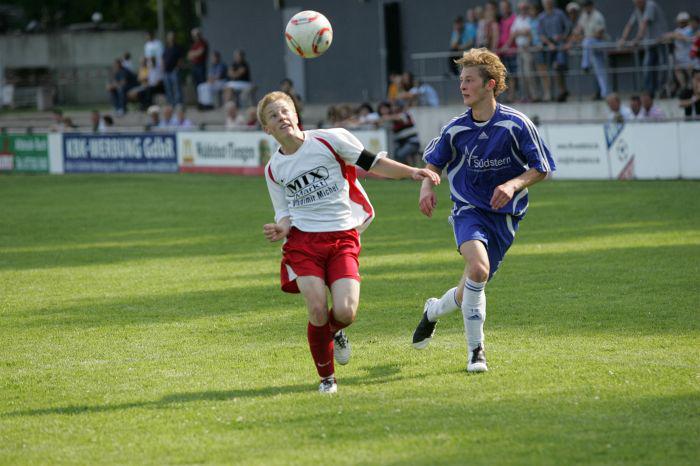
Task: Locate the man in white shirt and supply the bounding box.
[606,93,634,122]
[260,92,440,394]
[573,0,609,98]
[510,1,538,101]
[144,31,164,68]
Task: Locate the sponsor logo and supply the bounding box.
[285,166,331,198]
[478,132,489,140]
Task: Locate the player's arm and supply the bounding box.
[490,168,546,210]
[263,216,291,242]
[419,163,442,218]
[263,166,292,242]
[368,154,440,185]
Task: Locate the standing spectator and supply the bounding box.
[475,5,487,48]
[606,93,634,122]
[224,49,255,107]
[640,90,666,119]
[449,16,467,75]
[482,1,500,52]
[690,16,700,71]
[538,0,572,102]
[498,0,517,101]
[187,28,209,90]
[90,109,105,133]
[565,2,581,28]
[679,69,700,118]
[511,1,538,101]
[120,52,134,73]
[530,2,546,100]
[571,0,609,99]
[162,31,184,106]
[196,51,228,110]
[106,59,137,116]
[663,12,694,95]
[144,31,164,68]
[464,9,478,51]
[618,0,668,97]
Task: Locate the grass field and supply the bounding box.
[1,174,699,465]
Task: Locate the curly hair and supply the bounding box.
[454,47,508,96]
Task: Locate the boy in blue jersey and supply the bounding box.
[412,47,556,372]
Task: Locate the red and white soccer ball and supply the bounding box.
[285,10,333,58]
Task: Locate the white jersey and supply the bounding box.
[265,128,377,233]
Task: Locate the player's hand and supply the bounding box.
[419,187,437,218]
[263,223,289,242]
[490,183,516,210]
[411,168,441,185]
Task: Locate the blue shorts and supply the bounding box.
[450,206,519,280]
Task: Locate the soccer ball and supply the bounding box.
[285,10,333,58]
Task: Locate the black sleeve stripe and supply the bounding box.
[356,149,376,171]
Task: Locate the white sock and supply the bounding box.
[462,278,486,352]
[426,287,460,322]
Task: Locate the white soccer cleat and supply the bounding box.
[319,377,337,394]
[467,344,488,372]
[333,329,351,365]
[412,298,439,349]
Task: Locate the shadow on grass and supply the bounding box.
[1,364,405,419]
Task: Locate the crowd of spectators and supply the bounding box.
[443,0,700,103]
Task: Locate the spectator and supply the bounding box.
[172,105,194,130]
[498,0,517,101]
[538,0,572,102]
[144,31,164,68]
[679,69,700,118]
[405,79,440,107]
[378,101,421,167]
[663,12,694,95]
[511,1,538,101]
[606,93,634,122]
[279,78,304,126]
[102,114,114,131]
[162,31,184,106]
[482,1,500,51]
[565,2,581,27]
[90,109,105,133]
[355,103,380,126]
[196,50,228,110]
[145,105,161,131]
[49,108,65,132]
[187,28,209,90]
[224,49,255,107]
[640,90,666,119]
[121,52,134,73]
[690,16,700,71]
[474,5,486,48]
[128,57,153,110]
[618,0,668,97]
[224,101,247,130]
[386,73,402,101]
[571,0,609,99]
[106,59,138,116]
[629,94,643,119]
[530,2,546,100]
[449,16,467,75]
[159,104,176,129]
[464,9,478,51]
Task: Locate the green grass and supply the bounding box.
[1,175,698,465]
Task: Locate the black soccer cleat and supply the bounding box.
[412,298,438,349]
[467,344,488,372]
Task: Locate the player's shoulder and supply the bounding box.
[307,127,352,141]
[497,104,537,129]
[439,109,472,135]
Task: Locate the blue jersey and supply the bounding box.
[423,104,555,218]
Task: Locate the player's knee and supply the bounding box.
[307,302,329,325]
[333,304,357,325]
[468,263,489,283]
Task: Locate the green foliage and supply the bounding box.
[1,175,698,465]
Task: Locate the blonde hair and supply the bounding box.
[256,91,296,126]
[454,48,508,96]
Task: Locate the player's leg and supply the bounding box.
[297,276,336,393]
[329,278,359,365]
[459,239,489,372]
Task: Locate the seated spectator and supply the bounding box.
[172,105,194,130]
[663,12,694,95]
[396,72,439,107]
[106,59,138,116]
[129,57,163,111]
[224,101,247,130]
[279,78,304,126]
[49,108,65,132]
[121,51,135,73]
[146,105,162,131]
[62,117,78,132]
[606,93,633,123]
[158,104,176,129]
[679,69,700,119]
[102,114,114,131]
[243,106,260,129]
[356,103,380,126]
[640,90,666,120]
[224,49,255,107]
[629,95,643,119]
[90,109,105,133]
[386,73,403,101]
[197,50,228,110]
[378,100,421,167]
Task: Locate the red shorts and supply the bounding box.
[280,227,361,293]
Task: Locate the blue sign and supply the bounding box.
[63,133,178,173]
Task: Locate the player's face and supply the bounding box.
[459,67,492,107]
[263,100,299,139]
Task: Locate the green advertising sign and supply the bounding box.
[0,134,49,173]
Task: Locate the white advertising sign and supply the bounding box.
[615,122,681,179]
[177,131,279,175]
[544,124,610,179]
[679,121,700,178]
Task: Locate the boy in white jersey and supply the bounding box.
[411,48,555,372]
[260,92,440,393]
